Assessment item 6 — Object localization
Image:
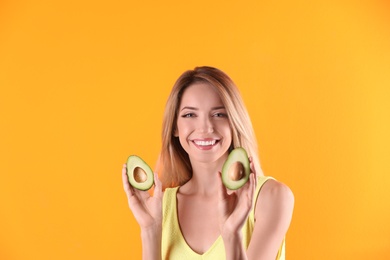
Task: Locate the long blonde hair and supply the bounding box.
[158,66,262,189]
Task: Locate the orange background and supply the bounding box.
[1,0,389,259]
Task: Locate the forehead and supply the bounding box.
[179,82,223,107]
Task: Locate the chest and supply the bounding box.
[177,195,221,254]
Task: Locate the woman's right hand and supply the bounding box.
[122,163,163,230]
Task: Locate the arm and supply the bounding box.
[218,159,257,260]
[221,230,248,260]
[140,225,162,260]
[122,164,163,260]
[218,157,294,260]
[246,179,294,260]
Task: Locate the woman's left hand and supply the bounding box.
[217,157,257,237]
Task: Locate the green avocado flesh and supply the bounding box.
[126,155,154,191]
[221,147,250,190]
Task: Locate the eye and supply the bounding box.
[181,113,196,118]
[213,112,227,118]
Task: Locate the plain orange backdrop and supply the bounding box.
[1,0,389,259]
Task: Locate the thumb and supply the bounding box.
[218,171,228,200]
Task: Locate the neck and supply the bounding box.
[181,158,225,196]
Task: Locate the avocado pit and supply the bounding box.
[221,147,250,190]
[126,155,154,190]
[228,161,245,181]
[134,167,147,183]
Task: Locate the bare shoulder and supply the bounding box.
[255,178,294,223]
[260,179,294,204]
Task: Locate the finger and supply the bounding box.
[236,173,256,217]
[138,188,151,200]
[248,172,256,202]
[237,172,255,207]
[153,172,163,199]
[249,156,256,176]
[123,165,146,211]
[122,164,134,197]
[254,170,258,190]
[248,158,258,200]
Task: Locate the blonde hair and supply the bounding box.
[158,66,262,189]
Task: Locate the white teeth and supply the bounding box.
[194,140,216,146]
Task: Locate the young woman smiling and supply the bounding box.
[122,66,294,260]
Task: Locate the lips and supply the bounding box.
[193,140,217,146]
[191,138,220,150]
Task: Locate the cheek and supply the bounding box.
[176,120,189,136]
[221,121,232,134]
[224,123,233,142]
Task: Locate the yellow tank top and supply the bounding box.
[161,176,286,259]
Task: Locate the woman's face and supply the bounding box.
[175,82,232,165]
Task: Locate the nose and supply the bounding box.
[198,116,214,133]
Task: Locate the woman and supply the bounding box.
[122,66,294,260]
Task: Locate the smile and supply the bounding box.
[191,139,219,149]
[194,140,216,146]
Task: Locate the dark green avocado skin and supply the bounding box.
[221,147,250,190]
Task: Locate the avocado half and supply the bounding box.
[126,155,154,191]
[221,147,250,190]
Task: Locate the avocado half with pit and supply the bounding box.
[221,147,250,190]
[126,155,154,191]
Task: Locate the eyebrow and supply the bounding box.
[180,106,225,111]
